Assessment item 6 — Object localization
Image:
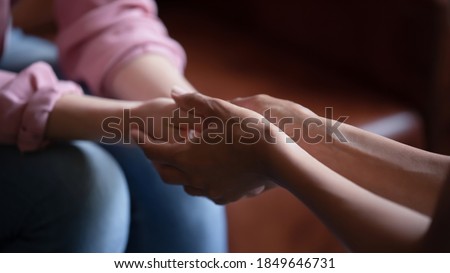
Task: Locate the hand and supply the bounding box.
[231,94,317,144]
[124,97,187,144]
[132,91,281,204]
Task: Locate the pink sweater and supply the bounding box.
[0,0,185,151]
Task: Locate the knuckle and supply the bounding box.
[254,94,268,102]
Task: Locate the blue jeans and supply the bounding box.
[0,28,227,252]
[0,142,130,252]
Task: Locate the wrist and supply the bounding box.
[124,98,178,143]
[101,100,146,144]
[269,104,317,145]
[255,122,293,185]
[292,107,327,149]
[47,95,140,142]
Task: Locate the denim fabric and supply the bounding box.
[0,142,130,252]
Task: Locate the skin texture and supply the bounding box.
[135,91,450,252]
[233,94,450,216]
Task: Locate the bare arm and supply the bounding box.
[45,94,134,141]
[45,93,179,143]
[233,95,450,216]
[268,138,430,252]
[109,54,197,100]
[306,117,450,217]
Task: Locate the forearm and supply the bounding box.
[289,108,450,216]
[109,54,197,100]
[45,94,138,141]
[269,141,431,252]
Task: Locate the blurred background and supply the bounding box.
[12,0,450,252]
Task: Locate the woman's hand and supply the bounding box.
[124,97,185,144]
[132,91,283,204]
[231,94,318,145]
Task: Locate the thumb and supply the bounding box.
[171,87,215,117]
[230,96,259,111]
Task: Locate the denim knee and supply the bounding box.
[0,141,130,252]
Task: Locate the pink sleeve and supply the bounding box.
[54,0,186,97]
[0,62,83,152]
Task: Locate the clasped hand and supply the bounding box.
[131,91,285,204]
